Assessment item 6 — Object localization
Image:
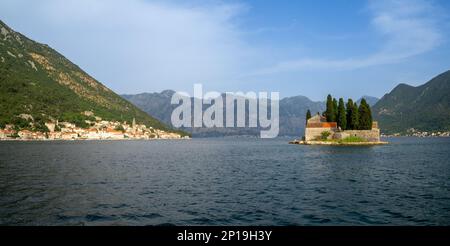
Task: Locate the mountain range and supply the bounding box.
[1,19,448,138]
[123,71,450,137]
[122,92,381,137]
[0,20,187,136]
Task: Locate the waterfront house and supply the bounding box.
[305,114,338,141]
[0,129,14,139]
[18,130,33,140]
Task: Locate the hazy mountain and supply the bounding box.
[357,96,379,106]
[279,95,326,136]
[122,92,325,137]
[0,20,186,135]
[373,70,450,134]
[122,90,178,126]
[124,69,450,137]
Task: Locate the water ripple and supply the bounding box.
[0,137,449,225]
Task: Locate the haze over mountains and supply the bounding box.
[357,96,379,107]
[0,20,185,136]
[1,18,448,138]
[123,70,450,137]
[122,92,381,137]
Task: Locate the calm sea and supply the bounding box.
[0,137,449,225]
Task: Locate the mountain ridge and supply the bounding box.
[373,70,450,134]
[122,91,326,137]
[123,72,450,137]
[0,19,188,137]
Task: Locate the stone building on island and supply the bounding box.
[305,114,380,142]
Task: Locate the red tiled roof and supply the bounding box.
[306,122,337,128]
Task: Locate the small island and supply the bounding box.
[290,95,388,146]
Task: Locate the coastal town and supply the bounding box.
[382,128,450,137]
[0,111,188,141]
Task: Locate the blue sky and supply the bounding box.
[1,0,450,100]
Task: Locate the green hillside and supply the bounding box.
[0,20,187,136]
[373,70,450,134]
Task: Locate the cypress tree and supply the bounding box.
[306,109,312,123]
[346,99,354,130]
[333,98,338,122]
[325,94,335,122]
[358,101,366,130]
[337,98,347,130]
[352,102,359,130]
[358,99,373,130]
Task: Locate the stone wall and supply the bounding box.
[305,127,336,141]
[342,129,380,142]
[305,128,380,142]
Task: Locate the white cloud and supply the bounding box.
[0,0,446,95]
[0,0,254,92]
[248,0,443,76]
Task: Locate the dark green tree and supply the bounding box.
[306,109,312,123]
[346,99,354,130]
[358,99,373,130]
[115,125,125,132]
[333,98,338,122]
[367,101,373,128]
[352,102,360,130]
[325,94,336,122]
[337,98,347,130]
[33,121,49,133]
[12,117,30,130]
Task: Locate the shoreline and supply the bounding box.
[0,138,191,142]
[382,135,450,138]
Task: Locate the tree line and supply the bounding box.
[306,95,373,130]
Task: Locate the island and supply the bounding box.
[290,95,388,145]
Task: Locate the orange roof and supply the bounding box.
[322,122,337,127]
[306,122,337,128]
